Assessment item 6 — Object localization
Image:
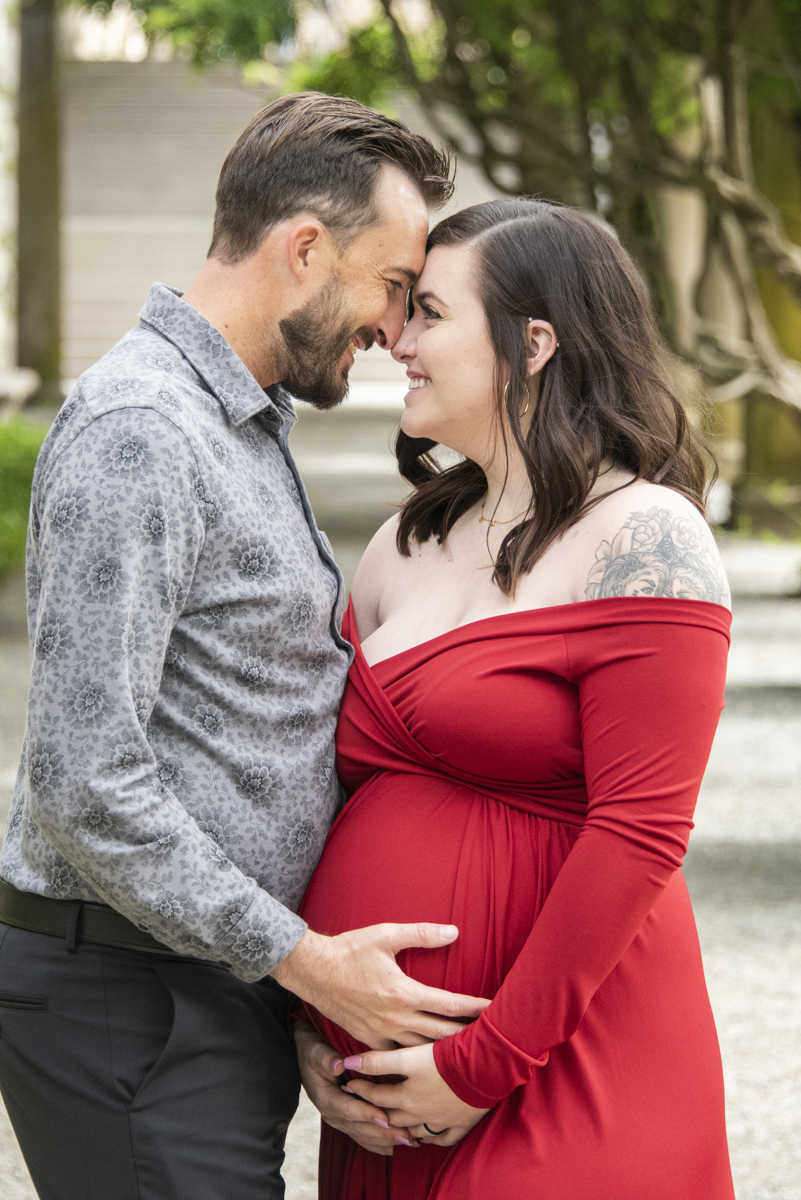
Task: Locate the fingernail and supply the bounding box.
[374,1118,390,1128]
[342,1055,362,1070]
[330,1059,343,1073]
[440,925,458,940]
[341,1086,355,1094]
[395,1137,413,1147]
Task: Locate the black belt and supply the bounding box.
[0,878,178,956]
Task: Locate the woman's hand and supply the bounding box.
[342,1043,491,1148]
[293,1024,419,1156]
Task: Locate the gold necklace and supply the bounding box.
[478,497,529,527]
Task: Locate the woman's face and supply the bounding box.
[391,244,499,460]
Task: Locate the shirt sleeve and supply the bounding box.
[25,406,306,980]
[433,617,729,1107]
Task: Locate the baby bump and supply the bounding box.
[300,769,579,1003]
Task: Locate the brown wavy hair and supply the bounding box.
[395,198,716,595]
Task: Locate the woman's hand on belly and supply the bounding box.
[294,1024,420,1156]
[341,1044,491,1148]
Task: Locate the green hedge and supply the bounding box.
[0,418,49,578]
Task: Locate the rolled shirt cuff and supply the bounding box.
[212,887,308,982]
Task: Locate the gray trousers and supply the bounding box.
[0,922,301,1199]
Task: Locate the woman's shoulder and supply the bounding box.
[570,480,731,609]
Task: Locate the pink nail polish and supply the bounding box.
[395,1137,413,1147]
[342,1055,362,1071]
[341,1086,355,1094]
[374,1118,390,1128]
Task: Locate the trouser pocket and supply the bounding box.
[99,947,176,1107]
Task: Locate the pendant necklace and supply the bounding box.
[478,497,529,528]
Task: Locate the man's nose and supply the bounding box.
[372,296,408,351]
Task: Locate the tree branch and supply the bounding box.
[705,166,801,304]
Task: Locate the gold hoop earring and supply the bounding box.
[520,394,530,417]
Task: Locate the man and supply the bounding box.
[0,93,486,1198]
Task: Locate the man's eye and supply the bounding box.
[389,280,404,292]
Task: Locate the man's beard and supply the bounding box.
[278,272,374,411]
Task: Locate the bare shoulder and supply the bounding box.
[581,482,731,608]
[350,515,406,637]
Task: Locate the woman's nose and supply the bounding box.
[391,326,414,363]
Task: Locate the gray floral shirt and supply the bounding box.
[0,283,352,981]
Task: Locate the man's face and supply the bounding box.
[279,165,429,410]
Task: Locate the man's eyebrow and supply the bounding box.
[389,267,419,284]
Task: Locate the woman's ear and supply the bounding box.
[525,319,558,377]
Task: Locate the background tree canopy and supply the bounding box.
[132,0,801,527]
[41,0,800,529]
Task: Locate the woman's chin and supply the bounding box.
[399,411,434,441]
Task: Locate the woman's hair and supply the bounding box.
[395,198,716,595]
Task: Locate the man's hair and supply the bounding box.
[210,92,454,261]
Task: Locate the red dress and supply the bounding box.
[299,597,735,1199]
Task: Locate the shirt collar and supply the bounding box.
[138,283,296,430]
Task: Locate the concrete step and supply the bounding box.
[63,60,271,217]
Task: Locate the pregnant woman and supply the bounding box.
[296,198,735,1199]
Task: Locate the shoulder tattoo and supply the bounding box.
[585,506,731,604]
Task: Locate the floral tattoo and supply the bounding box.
[586,506,730,604]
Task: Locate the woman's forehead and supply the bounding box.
[414,243,479,304]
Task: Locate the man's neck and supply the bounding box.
[182,256,282,388]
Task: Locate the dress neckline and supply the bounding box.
[347,595,732,672]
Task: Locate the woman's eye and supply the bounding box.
[421,304,441,320]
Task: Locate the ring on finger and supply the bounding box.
[423,1123,449,1136]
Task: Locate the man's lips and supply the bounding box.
[339,334,372,367]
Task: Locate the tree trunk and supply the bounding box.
[1,0,20,376]
[18,0,60,400]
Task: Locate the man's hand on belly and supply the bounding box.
[271,924,490,1050]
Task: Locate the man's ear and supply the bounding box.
[285,220,330,282]
[525,319,558,377]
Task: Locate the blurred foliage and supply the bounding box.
[125,0,295,64]
[292,1,801,337]
[0,421,48,578]
[129,0,801,351]
[77,0,801,506]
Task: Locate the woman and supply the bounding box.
[295,198,734,1199]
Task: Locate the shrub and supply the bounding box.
[0,418,49,578]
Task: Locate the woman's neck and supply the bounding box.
[478,447,533,523]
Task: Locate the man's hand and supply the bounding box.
[271,923,490,1049]
[294,1024,418,1156]
[341,1043,491,1148]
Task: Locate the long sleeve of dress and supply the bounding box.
[433,617,729,1107]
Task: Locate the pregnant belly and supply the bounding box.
[299,769,578,1055]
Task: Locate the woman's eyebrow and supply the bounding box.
[412,290,447,308]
